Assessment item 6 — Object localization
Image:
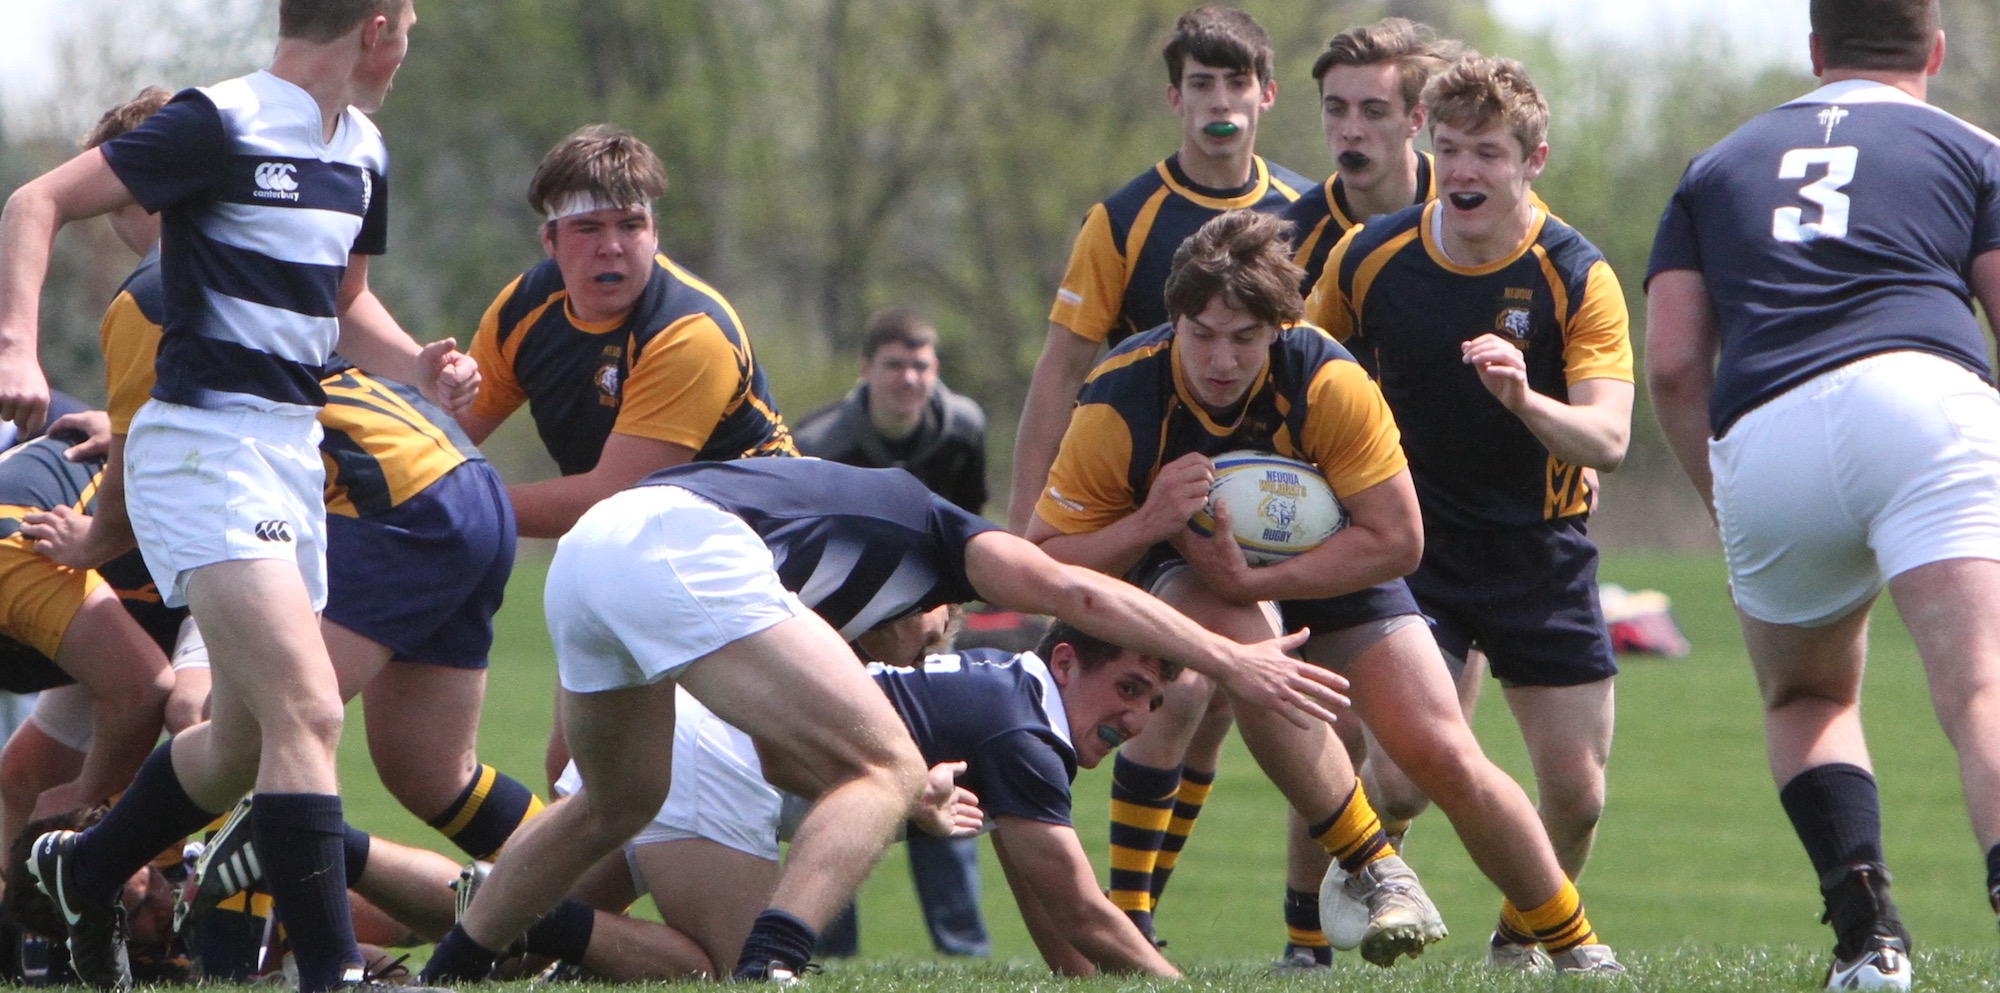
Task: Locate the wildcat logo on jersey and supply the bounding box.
[595,345,623,407]
[1494,306,1533,345]
[253,162,300,202]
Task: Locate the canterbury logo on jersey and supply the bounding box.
[253,520,293,542]
[253,162,300,201]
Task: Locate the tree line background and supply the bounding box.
[6,0,1997,548]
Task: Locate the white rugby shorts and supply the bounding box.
[1712,351,2000,626]
[124,400,327,610]
[554,686,782,866]
[28,684,93,753]
[545,485,808,693]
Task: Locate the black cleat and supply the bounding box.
[26,831,131,990]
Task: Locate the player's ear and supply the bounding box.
[540,221,558,259]
[1047,642,1076,690]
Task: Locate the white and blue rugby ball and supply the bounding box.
[1188,450,1346,565]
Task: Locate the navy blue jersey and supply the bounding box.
[1283,152,1435,295]
[640,459,1000,638]
[1051,154,1313,348]
[1649,79,2000,435]
[102,73,389,413]
[870,648,1077,826]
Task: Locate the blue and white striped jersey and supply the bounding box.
[1649,79,2000,436]
[101,70,390,414]
[637,458,1001,639]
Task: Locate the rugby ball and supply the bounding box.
[1187,451,1346,565]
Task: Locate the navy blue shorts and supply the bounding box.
[324,460,515,669]
[1406,517,1615,688]
[1128,546,1420,633]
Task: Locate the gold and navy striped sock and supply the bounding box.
[427,764,545,861]
[1307,782,1396,873]
[1108,755,1180,935]
[1150,765,1214,904]
[1510,880,1597,955]
[1282,886,1331,964]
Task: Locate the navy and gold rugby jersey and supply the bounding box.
[1283,152,1434,294]
[102,255,482,520]
[1650,79,2000,436]
[469,254,795,476]
[870,648,1077,826]
[1051,154,1312,349]
[102,72,389,413]
[0,437,101,538]
[1308,201,1632,528]
[1034,323,1404,536]
[639,459,998,640]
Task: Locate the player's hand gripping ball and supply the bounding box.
[1187,451,1346,565]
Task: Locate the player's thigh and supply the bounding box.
[559,679,680,824]
[679,614,920,794]
[1888,558,2000,735]
[1334,619,1484,773]
[184,559,339,722]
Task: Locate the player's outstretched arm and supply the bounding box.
[992,817,1178,977]
[963,530,1347,728]
[1644,269,1721,512]
[335,256,481,415]
[0,151,137,433]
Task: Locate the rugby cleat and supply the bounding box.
[176,796,259,937]
[27,830,132,989]
[1551,942,1627,976]
[1824,930,1910,991]
[1484,933,1555,972]
[1339,854,1448,967]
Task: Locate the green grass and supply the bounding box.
[331,547,2000,988]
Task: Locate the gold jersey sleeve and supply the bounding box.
[1297,360,1407,500]
[615,313,749,451]
[1033,402,1141,535]
[1048,204,1126,345]
[467,275,532,422]
[1562,260,1635,385]
[99,291,161,435]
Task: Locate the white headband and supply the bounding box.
[544,194,651,223]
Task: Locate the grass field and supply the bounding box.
[331,546,1999,988]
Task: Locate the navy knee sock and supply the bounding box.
[251,793,361,993]
[73,742,218,902]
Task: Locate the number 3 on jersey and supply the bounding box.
[1773,146,1858,242]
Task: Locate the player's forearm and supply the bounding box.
[0,186,62,346]
[508,474,616,538]
[1511,390,1632,470]
[1033,514,1169,577]
[84,437,138,563]
[335,288,425,382]
[1651,386,1717,514]
[1233,521,1419,602]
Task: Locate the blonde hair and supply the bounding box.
[1422,53,1548,158]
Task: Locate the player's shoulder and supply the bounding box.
[1259,157,1318,201]
[1098,160,1177,217]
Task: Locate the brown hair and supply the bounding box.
[861,308,939,360]
[1810,0,1937,71]
[79,87,172,150]
[279,0,408,43]
[527,124,669,218]
[1037,622,1181,682]
[1421,52,1548,158]
[1162,6,1274,87]
[1164,210,1305,327]
[1311,18,1458,113]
